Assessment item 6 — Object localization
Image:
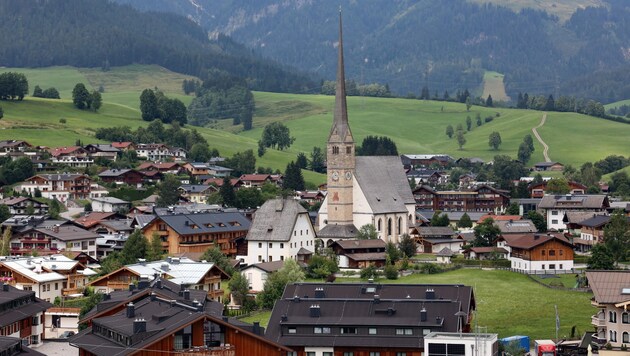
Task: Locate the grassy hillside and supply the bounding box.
[605,99,630,109]
[3,65,630,186]
[481,71,510,102]
[470,0,605,22]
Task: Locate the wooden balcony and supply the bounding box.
[62,287,84,296]
[591,315,606,327]
[207,289,224,299]
[174,345,235,356]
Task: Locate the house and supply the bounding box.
[538,194,609,231]
[296,191,326,206]
[241,260,285,293]
[0,255,96,301]
[178,185,217,204]
[17,174,92,202]
[44,307,81,339]
[135,143,173,161]
[587,270,630,348]
[406,169,448,186]
[98,169,144,185]
[413,185,509,213]
[330,239,387,268]
[0,197,48,215]
[0,140,32,155]
[419,238,463,254]
[417,226,456,239]
[49,146,93,168]
[137,162,182,175]
[84,144,120,161]
[534,161,565,171]
[141,211,251,256]
[265,282,476,356]
[501,233,574,273]
[207,165,233,177]
[182,162,210,176]
[170,146,187,160]
[0,283,52,348]
[72,212,127,230]
[435,248,454,264]
[8,222,101,258]
[574,214,630,252]
[465,247,508,260]
[87,257,229,301]
[240,174,273,188]
[529,180,587,198]
[204,177,243,190]
[73,278,292,355]
[243,198,315,265]
[424,332,498,356]
[110,142,136,151]
[400,154,453,168]
[91,197,131,213]
[416,210,486,229]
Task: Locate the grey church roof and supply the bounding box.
[355,156,415,214]
[317,224,358,239]
[246,198,309,242]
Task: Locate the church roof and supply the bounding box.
[329,10,352,143]
[317,224,358,239]
[246,198,309,242]
[355,156,415,214]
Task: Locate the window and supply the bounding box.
[377,219,382,232]
[559,249,563,255]
[559,264,563,269]
[344,353,354,356]
[269,243,273,248]
[549,250,556,256]
[280,256,284,261]
[307,353,316,356]
[280,243,284,248]
[552,219,558,224]
[332,146,339,155]
[623,312,629,324]
[396,328,413,335]
[269,256,273,261]
[396,353,407,356]
[368,327,377,335]
[423,329,431,335]
[288,327,297,334]
[542,264,545,270]
[346,146,352,154]
[323,353,333,356]
[551,211,558,215]
[397,217,402,235]
[55,283,58,290]
[624,332,629,343]
[369,353,380,356]
[549,264,556,269]
[541,250,546,256]
[610,311,617,323]
[387,218,392,236]
[258,255,262,262]
[341,327,357,334]
[610,330,617,342]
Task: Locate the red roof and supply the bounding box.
[111,142,133,149]
[240,174,271,182]
[50,146,84,157]
[501,233,571,250]
[477,214,522,224]
[205,178,242,187]
[73,212,119,228]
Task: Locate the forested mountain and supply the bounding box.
[112,0,630,103]
[0,0,314,93]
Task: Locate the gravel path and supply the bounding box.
[532,112,551,162]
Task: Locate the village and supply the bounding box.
[0,13,629,356]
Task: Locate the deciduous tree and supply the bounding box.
[488,132,502,150]
[357,224,378,239]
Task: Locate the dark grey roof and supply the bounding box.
[332,239,386,250]
[131,214,155,229]
[417,226,455,237]
[86,144,121,153]
[436,248,454,257]
[317,224,358,239]
[152,211,251,236]
[345,252,386,261]
[98,220,133,232]
[178,184,215,193]
[247,198,309,242]
[297,247,313,255]
[0,285,52,328]
[355,156,415,214]
[422,238,461,245]
[0,336,45,355]
[98,169,133,177]
[577,214,629,228]
[535,161,562,167]
[266,283,475,349]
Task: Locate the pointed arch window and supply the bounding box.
[397,217,402,235]
[377,219,382,232]
[387,218,392,236]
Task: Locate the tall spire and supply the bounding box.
[329,8,352,142]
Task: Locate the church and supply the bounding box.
[317,14,415,247]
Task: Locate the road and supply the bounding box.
[531,113,551,162]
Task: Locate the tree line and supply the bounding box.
[0,72,28,100]
[95,120,207,152]
[140,88,187,125]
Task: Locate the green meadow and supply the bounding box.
[2,65,630,185]
[247,269,593,340]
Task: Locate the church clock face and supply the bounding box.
[332,171,339,181]
[345,171,352,180]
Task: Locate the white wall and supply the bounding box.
[245,213,315,265]
[510,257,574,273]
[242,267,267,292]
[546,209,566,230]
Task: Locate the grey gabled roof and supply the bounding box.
[317,224,358,239]
[495,219,537,234]
[355,156,415,214]
[153,211,251,236]
[417,226,455,237]
[246,198,309,242]
[538,194,609,210]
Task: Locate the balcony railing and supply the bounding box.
[174,345,235,356]
[591,315,606,327]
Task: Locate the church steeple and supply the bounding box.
[329,9,353,143]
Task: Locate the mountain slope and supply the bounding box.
[0,0,314,93]
[113,0,630,102]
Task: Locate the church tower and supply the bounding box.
[326,10,355,227]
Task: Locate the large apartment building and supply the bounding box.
[413,185,510,213]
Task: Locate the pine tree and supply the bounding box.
[486,95,493,107]
[147,232,164,261]
[0,226,11,256]
[219,176,236,207]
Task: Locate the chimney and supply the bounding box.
[309,304,321,318]
[156,279,163,289]
[281,314,288,322]
[387,307,396,316]
[126,302,135,318]
[420,308,427,322]
[161,263,169,271]
[373,295,380,304]
[368,278,374,284]
[103,294,111,301]
[293,295,300,303]
[253,321,261,335]
[2,283,9,292]
[314,287,325,298]
[138,258,146,265]
[133,318,147,333]
[183,289,190,300]
[150,292,157,301]
[426,288,435,300]
[129,283,135,292]
[138,277,150,290]
[534,235,540,240]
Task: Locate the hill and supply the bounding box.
[0,0,313,93]
[3,65,630,186]
[113,0,630,103]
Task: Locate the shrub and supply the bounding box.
[59,118,66,124]
[384,264,399,280]
[360,265,380,280]
[484,116,494,123]
[419,263,442,274]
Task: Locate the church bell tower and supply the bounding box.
[326,10,355,227]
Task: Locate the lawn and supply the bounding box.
[240,310,273,328]
[530,274,581,288]
[256,269,594,340]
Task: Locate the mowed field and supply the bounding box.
[481,71,510,102]
[2,65,630,185]
[242,269,594,340]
